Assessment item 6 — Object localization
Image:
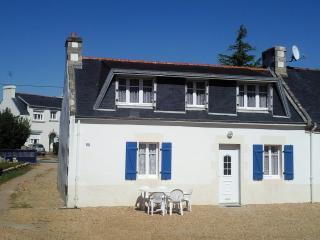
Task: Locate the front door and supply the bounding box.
[219,145,240,204]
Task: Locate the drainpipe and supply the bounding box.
[310,122,317,203]
[74,119,81,208]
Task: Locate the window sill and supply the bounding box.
[186,105,206,111]
[237,108,269,113]
[49,119,59,122]
[32,120,45,123]
[263,175,281,180]
[117,103,153,109]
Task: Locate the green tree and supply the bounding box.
[0,108,31,149]
[218,24,261,67]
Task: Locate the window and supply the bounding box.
[116,78,154,107]
[138,143,158,178]
[29,133,41,144]
[33,111,43,121]
[263,145,281,177]
[186,81,207,108]
[223,155,232,176]
[50,111,57,120]
[237,84,271,110]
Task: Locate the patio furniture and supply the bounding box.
[168,189,184,215]
[183,189,193,212]
[138,186,150,211]
[148,192,166,216]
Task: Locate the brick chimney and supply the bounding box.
[65,32,83,65]
[262,46,287,77]
[2,85,16,102]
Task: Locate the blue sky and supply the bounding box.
[0,0,319,99]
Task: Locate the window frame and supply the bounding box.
[116,77,155,109]
[185,80,208,110]
[50,111,57,120]
[263,145,282,179]
[137,142,159,179]
[33,110,44,122]
[237,83,272,112]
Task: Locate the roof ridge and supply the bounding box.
[16,92,62,99]
[82,56,268,72]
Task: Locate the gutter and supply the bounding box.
[310,122,317,203]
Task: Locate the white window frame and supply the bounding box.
[263,145,282,179]
[33,110,44,121]
[137,142,159,179]
[237,83,272,112]
[185,80,208,110]
[116,77,155,109]
[50,111,57,120]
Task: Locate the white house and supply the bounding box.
[0,86,62,151]
[58,33,320,208]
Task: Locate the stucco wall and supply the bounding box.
[27,107,60,150]
[312,132,320,202]
[66,122,312,207]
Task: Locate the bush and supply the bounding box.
[0,108,31,149]
[53,142,59,155]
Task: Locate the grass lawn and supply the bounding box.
[0,163,32,185]
[0,161,21,170]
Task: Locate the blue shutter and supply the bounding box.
[284,145,294,180]
[161,142,172,180]
[253,145,263,181]
[125,142,137,180]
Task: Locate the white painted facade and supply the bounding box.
[0,86,61,151]
[61,120,319,207]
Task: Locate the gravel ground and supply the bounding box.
[0,163,320,240]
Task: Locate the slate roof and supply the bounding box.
[12,97,29,115]
[16,93,62,110]
[284,67,320,124]
[84,57,273,77]
[74,58,304,124]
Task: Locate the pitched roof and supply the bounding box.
[12,97,29,115]
[74,59,304,125]
[16,93,62,109]
[83,57,273,77]
[284,67,320,124]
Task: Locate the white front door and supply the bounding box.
[219,145,240,204]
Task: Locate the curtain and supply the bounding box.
[138,144,146,175]
[149,144,157,175]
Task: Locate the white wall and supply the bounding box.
[312,132,320,202]
[27,107,60,150]
[66,122,312,207]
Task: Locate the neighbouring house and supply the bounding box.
[58,33,320,208]
[0,86,62,151]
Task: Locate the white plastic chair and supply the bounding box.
[168,189,184,215]
[148,192,166,216]
[183,189,193,212]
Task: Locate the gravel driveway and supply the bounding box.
[0,163,320,240]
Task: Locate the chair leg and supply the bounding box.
[189,202,192,212]
[180,202,183,216]
[169,202,173,215]
[151,202,154,216]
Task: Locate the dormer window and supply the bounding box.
[237,83,272,111]
[186,81,207,109]
[116,78,154,108]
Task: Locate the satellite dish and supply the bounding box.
[292,45,300,61]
